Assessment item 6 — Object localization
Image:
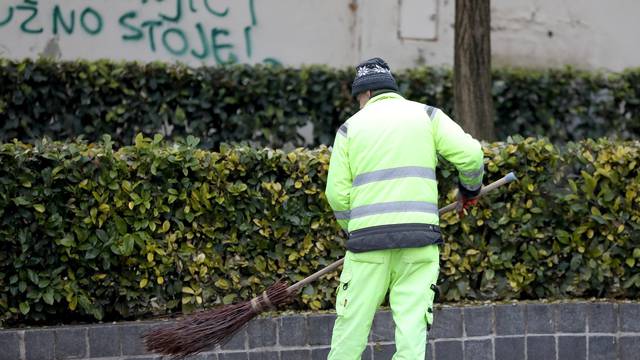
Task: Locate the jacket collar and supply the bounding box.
[365,92,404,107]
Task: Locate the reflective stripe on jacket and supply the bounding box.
[325,92,484,252]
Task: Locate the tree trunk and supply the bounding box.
[454,0,495,141]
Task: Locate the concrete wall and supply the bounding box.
[0,0,638,71]
[1,301,639,360]
[490,0,640,71]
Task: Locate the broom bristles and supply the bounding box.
[143,281,292,359]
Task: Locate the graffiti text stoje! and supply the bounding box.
[0,0,280,65]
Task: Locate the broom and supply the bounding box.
[143,172,518,358]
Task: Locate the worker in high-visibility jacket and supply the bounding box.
[325,57,484,360]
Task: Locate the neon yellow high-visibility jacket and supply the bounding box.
[325,92,484,252]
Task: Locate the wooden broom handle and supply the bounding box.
[438,171,518,214]
[286,172,517,294]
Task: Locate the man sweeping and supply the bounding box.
[325,57,484,359]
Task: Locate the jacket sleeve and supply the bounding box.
[325,125,352,230]
[431,110,484,197]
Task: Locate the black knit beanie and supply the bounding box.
[351,57,399,96]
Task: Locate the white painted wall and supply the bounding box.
[0,0,638,71]
[491,0,640,71]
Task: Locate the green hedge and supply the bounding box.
[1,59,639,147]
[1,136,639,326]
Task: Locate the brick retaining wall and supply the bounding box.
[0,301,639,360]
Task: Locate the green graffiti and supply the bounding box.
[53,5,74,35]
[244,26,252,58]
[190,22,209,59]
[263,58,282,66]
[80,7,103,35]
[16,5,43,34]
[248,0,257,26]
[211,27,237,65]
[119,11,143,41]
[141,20,163,52]
[162,28,188,56]
[3,0,279,66]
[204,0,229,17]
[160,0,182,22]
[0,6,14,27]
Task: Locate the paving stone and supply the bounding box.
[179,355,208,360]
[527,303,554,334]
[55,327,87,359]
[589,336,617,360]
[278,315,308,347]
[558,336,586,360]
[425,342,433,360]
[495,337,524,360]
[464,306,494,336]
[121,323,155,356]
[495,304,525,335]
[247,318,276,348]
[588,303,617,333]
[370,311,394,342]
[218,353,249,360]
[88,325,121,357]
[311,347,330,360]
[307,314,336,346]
[25,330,54,360]
[620,336,640,360]
[221,328,247,351]
[371,343,395,359]
[434,340,463,360]
[362,345,372,360]
[430,308,463,339]
[281,349,311,360]
[464,339,492,360]
[527,336,556,360]
[555,303,587,333]
[0,331,21,360]
[8,303,634,360]
[248,351,279,360]
[620,303,640,332]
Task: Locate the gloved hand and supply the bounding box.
[456,191,478,218]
